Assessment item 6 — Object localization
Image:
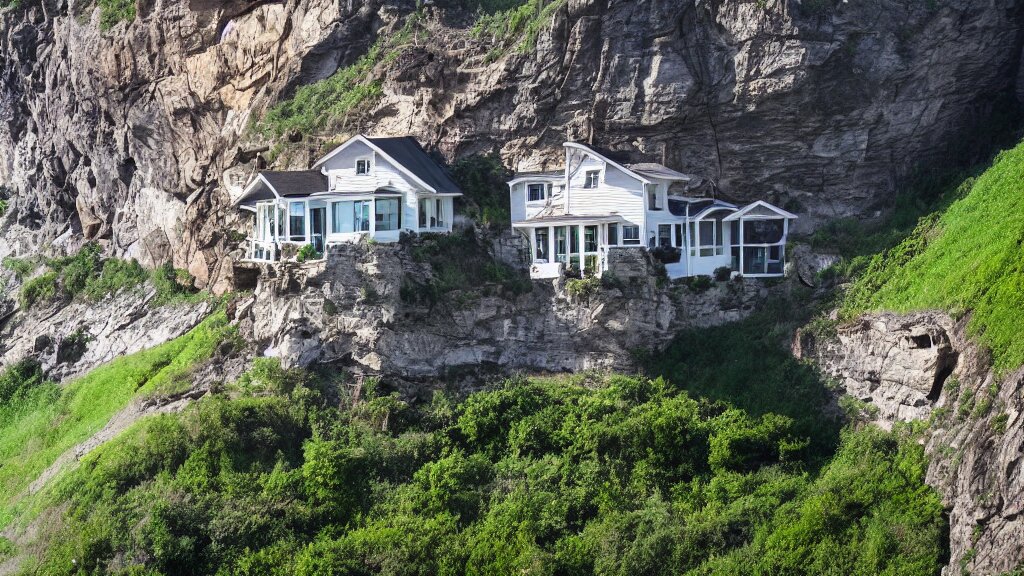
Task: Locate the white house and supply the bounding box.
[234,135,462,261]
[508,142,797,280]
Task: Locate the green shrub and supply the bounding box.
[471,0,567,54]
[296,244,320,263]
[150,262,199,305]
[82,257,147,300]
[97,0,135,30]
[450,153,512,228]
[2,256,35,279]
[566,275,600,299]
[19,271,58,308]
[0,358,45,404]
[0,199,7,217]
[684,274,714,293]
[714,266,732,282]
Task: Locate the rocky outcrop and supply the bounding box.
[801,312,960,424]
[2,0,1023,288]
[0,288,212,382]
[240,241,764,380]
[804,311,1024,575]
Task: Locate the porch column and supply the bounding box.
[274,201,281,259]
[529,227,537,262]
[370,199,377,237]
[548,226,555,263]
[305,201,311,244]
[738,217,745,274]
[577,224,585,267]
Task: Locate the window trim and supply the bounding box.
[583,170,600,189]
[622,224,641,245]
[355,157,372,176]
[527,182,548,203]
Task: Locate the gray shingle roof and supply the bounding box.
[261,170,328,196]
[627,163,693,181]
[368,137,462,193]
[512,170,564,179]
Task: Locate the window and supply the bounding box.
[622,225,640,245]
[289,202,306,241]
[555,227,568,262]
[584,226,598,252]
[418,198,446,229]
[697,219,725,257]
[354,200,371,232]
[607,223,619,246]
[527,183,547,202]
[742,219,785,244]
[584,170,600,189]
[375,198,399,231]
[534,228,549,261]
[331,201,346,233]
[647,184,661,210]
[569,226,580,254]
[675,224,684,248]
[356,158,371,175]
[658,224,672,247]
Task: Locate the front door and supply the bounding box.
[310,207,326,253]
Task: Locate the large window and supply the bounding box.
[743,219,785,244]
[375,198,399,231]
[696,219,724,257]
[527,183,547,202]
[418,198,446,229]
[584,170,600,189]
[584,225,598,252]
[535,228,549,261]
[555,227,568,263]
[658,224,672,247]
[288,202,306,241]
[622,225,640,245]
[354,200,371,232]
[607,223,618,246]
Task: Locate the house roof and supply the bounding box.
[512,214,624,227]
[312,135,462,194]
[511,170,564,180]
[366,136,462,193]
[261,171,328,196]
[626,163,693,182]
[667,197,737,217]
[722,200,798,221]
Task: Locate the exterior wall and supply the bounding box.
[510,179,562,223]
[567,155,644,228]
[320,140,429,234]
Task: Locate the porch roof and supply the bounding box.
[512,214,624,228]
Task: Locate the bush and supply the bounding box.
[150,262,199,305]
[0,358,45,403]
[296,244,320,262]
[566,275,601,300]
[19,271,59,308]
[684,274,714,293]
[82,257,147,300]
[649,246,681,264]
[714,266,732,282]
[2,256,36,279]
[451,153,512,228]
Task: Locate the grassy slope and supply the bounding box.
[0,311,232,531]
[841,141,1024,372]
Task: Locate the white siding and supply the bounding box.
[567,155,645,229]
[510,182,526,223]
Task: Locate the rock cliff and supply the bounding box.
[240,241,763,382]
[2,0,1023,290]
[803,312,1024,575]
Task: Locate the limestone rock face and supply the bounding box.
[806,311,1024,575]
[0,289,212,383]
[1,0,1022,285]
[242,242,763,378]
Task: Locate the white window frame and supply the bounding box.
[355,157,372,175]
[622,224,640,245]
[584,170,600,189]
[527,183,547,203]
[646,184,662,210]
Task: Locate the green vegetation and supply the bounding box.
[840,141,1024,372]
[451,153,513,228]
[0,199,7,217]
[0,312,234,532]
[399,230,531,307]
[296,243,321,262]
[2,256,37,280]
[14,243,200,310]
[18,347,944,575]
[97,0,136,31]
[566,275,601,299]
[471,0,567,55]
[255,13,422,140]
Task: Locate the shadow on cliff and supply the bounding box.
[640,292,844,467]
